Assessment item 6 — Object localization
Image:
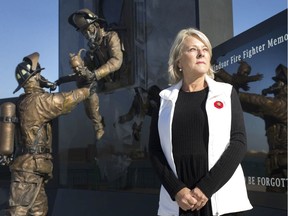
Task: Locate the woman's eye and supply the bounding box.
[189,47,197,52]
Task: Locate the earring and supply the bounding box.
[179,68,182,72]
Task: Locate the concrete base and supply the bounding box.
[51,189,158,216]
[1,187,287,216]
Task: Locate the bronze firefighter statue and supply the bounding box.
[68,8,123,84]
[239,64,287,193]
[56,8,125,140]
[4,52,96,215]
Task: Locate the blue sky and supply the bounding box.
[232,0,287,36]
[0,0,286,99]
[0,0,58,98]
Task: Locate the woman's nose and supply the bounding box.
[197,49,204,57]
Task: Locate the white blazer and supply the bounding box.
[157,75,252,216]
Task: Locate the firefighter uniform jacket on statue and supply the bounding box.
[68,8,123,86]
[6,52,91,216]
[82,27,123,138]
[84,29,123,85]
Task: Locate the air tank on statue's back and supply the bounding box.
[0,102,17,156]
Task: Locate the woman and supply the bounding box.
[149,28,252,216]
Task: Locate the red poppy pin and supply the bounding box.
[214,101,224,109]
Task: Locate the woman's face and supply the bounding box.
[178,35,211,78]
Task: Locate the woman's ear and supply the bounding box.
[177,60,182,70]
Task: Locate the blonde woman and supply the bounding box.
[149,28,252,216]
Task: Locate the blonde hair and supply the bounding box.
[168,28,214,84]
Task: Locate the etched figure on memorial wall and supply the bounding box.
[117,85,161,143]
[2,52,96,215]
[215,60,263,92]
[113,85,161,159]
[238,64,287,192]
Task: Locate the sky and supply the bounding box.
[0,0,58,99]
[0,0,286,99]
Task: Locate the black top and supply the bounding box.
[149,87,247,216]
[172,88,209,190]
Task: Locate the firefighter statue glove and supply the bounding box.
[78,67,96,84]
[89,81,98,96]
